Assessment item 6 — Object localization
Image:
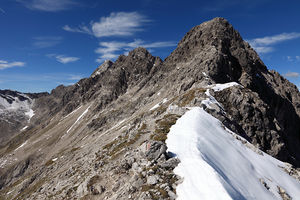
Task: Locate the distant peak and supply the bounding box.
[91,60,113,77]
[208,17,229,24]
[101,60,113,68]
[128,47,151,58]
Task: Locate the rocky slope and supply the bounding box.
[0,17,299,200]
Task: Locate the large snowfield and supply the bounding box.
[166,107,300,200]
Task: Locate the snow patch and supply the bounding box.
[67,105,90,133]
[150,98,168,111]
[6,190,12,195]
[111,119,125,130]
[62,105,82,120]
[21,126,28,131]
[14,141,28,151]
[0,93,34,121]
[209,82,241,92]
[201,89,223,110]
[166,107,300,200]
[25,109,34,121]
[52,158,58,162]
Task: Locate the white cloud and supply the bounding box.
[63,12,148,38]
[0,7,5,13]
[17,0,77,12]
[287,55,300,62]
[62,25,92,35]
[247,32,300,54]
[284,71,299,78]
[0,60,25,70]
[248,33,300,46]
[95,39,176,63]
[56,55,80,64]
[252,46,273,54]
[287,56,293,62]
[68,74,83,80]
[33,36,62,48]
[47,54,80,64]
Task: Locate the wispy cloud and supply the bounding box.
[284,71,299,78]
[0,60,25,70]
[33,36,62,48]
[287,56,300,62]
[56,55,79,64]
[47,54,80,64]
[63,12,149,38]
[17,0,77,12]
[247,32,300,54]
[95,39,176,63]
[68,74,83,80]
[0,7,5,14]
[62,25,92,35]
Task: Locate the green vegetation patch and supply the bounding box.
[104,123,148,159]
[178,88,206,107]
[151,114,181,142]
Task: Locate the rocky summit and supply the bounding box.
[0,18,299,200]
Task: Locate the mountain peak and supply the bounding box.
[128,47,151,59]
[200,17,230,27]
[91,60,113,78]
[165,17,266,85]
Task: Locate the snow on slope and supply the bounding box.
[201,82,241,110]
[0,93,34,120]
[66,105,90,133]
[166,107,300,200]
[150,98,168,111]
[210,82,241,91]
[201,89,223,110]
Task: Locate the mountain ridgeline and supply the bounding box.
[0,18,299,200]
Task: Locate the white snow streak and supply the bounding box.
[52,158,58,162]
[21,126,28,131]
[150,98,168,111]
[201,89,223,110]
[14,141,28,151]
[66,106,90,133]
[25,109,34,121]
[166,107,300,200]
[210,82,241,92]
[62,105,82,120]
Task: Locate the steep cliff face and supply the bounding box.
[0,18,299,200]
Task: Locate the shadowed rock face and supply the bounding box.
[162,17,300,166]
[0,17,299,199]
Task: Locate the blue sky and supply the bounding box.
[0,0,300,92]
